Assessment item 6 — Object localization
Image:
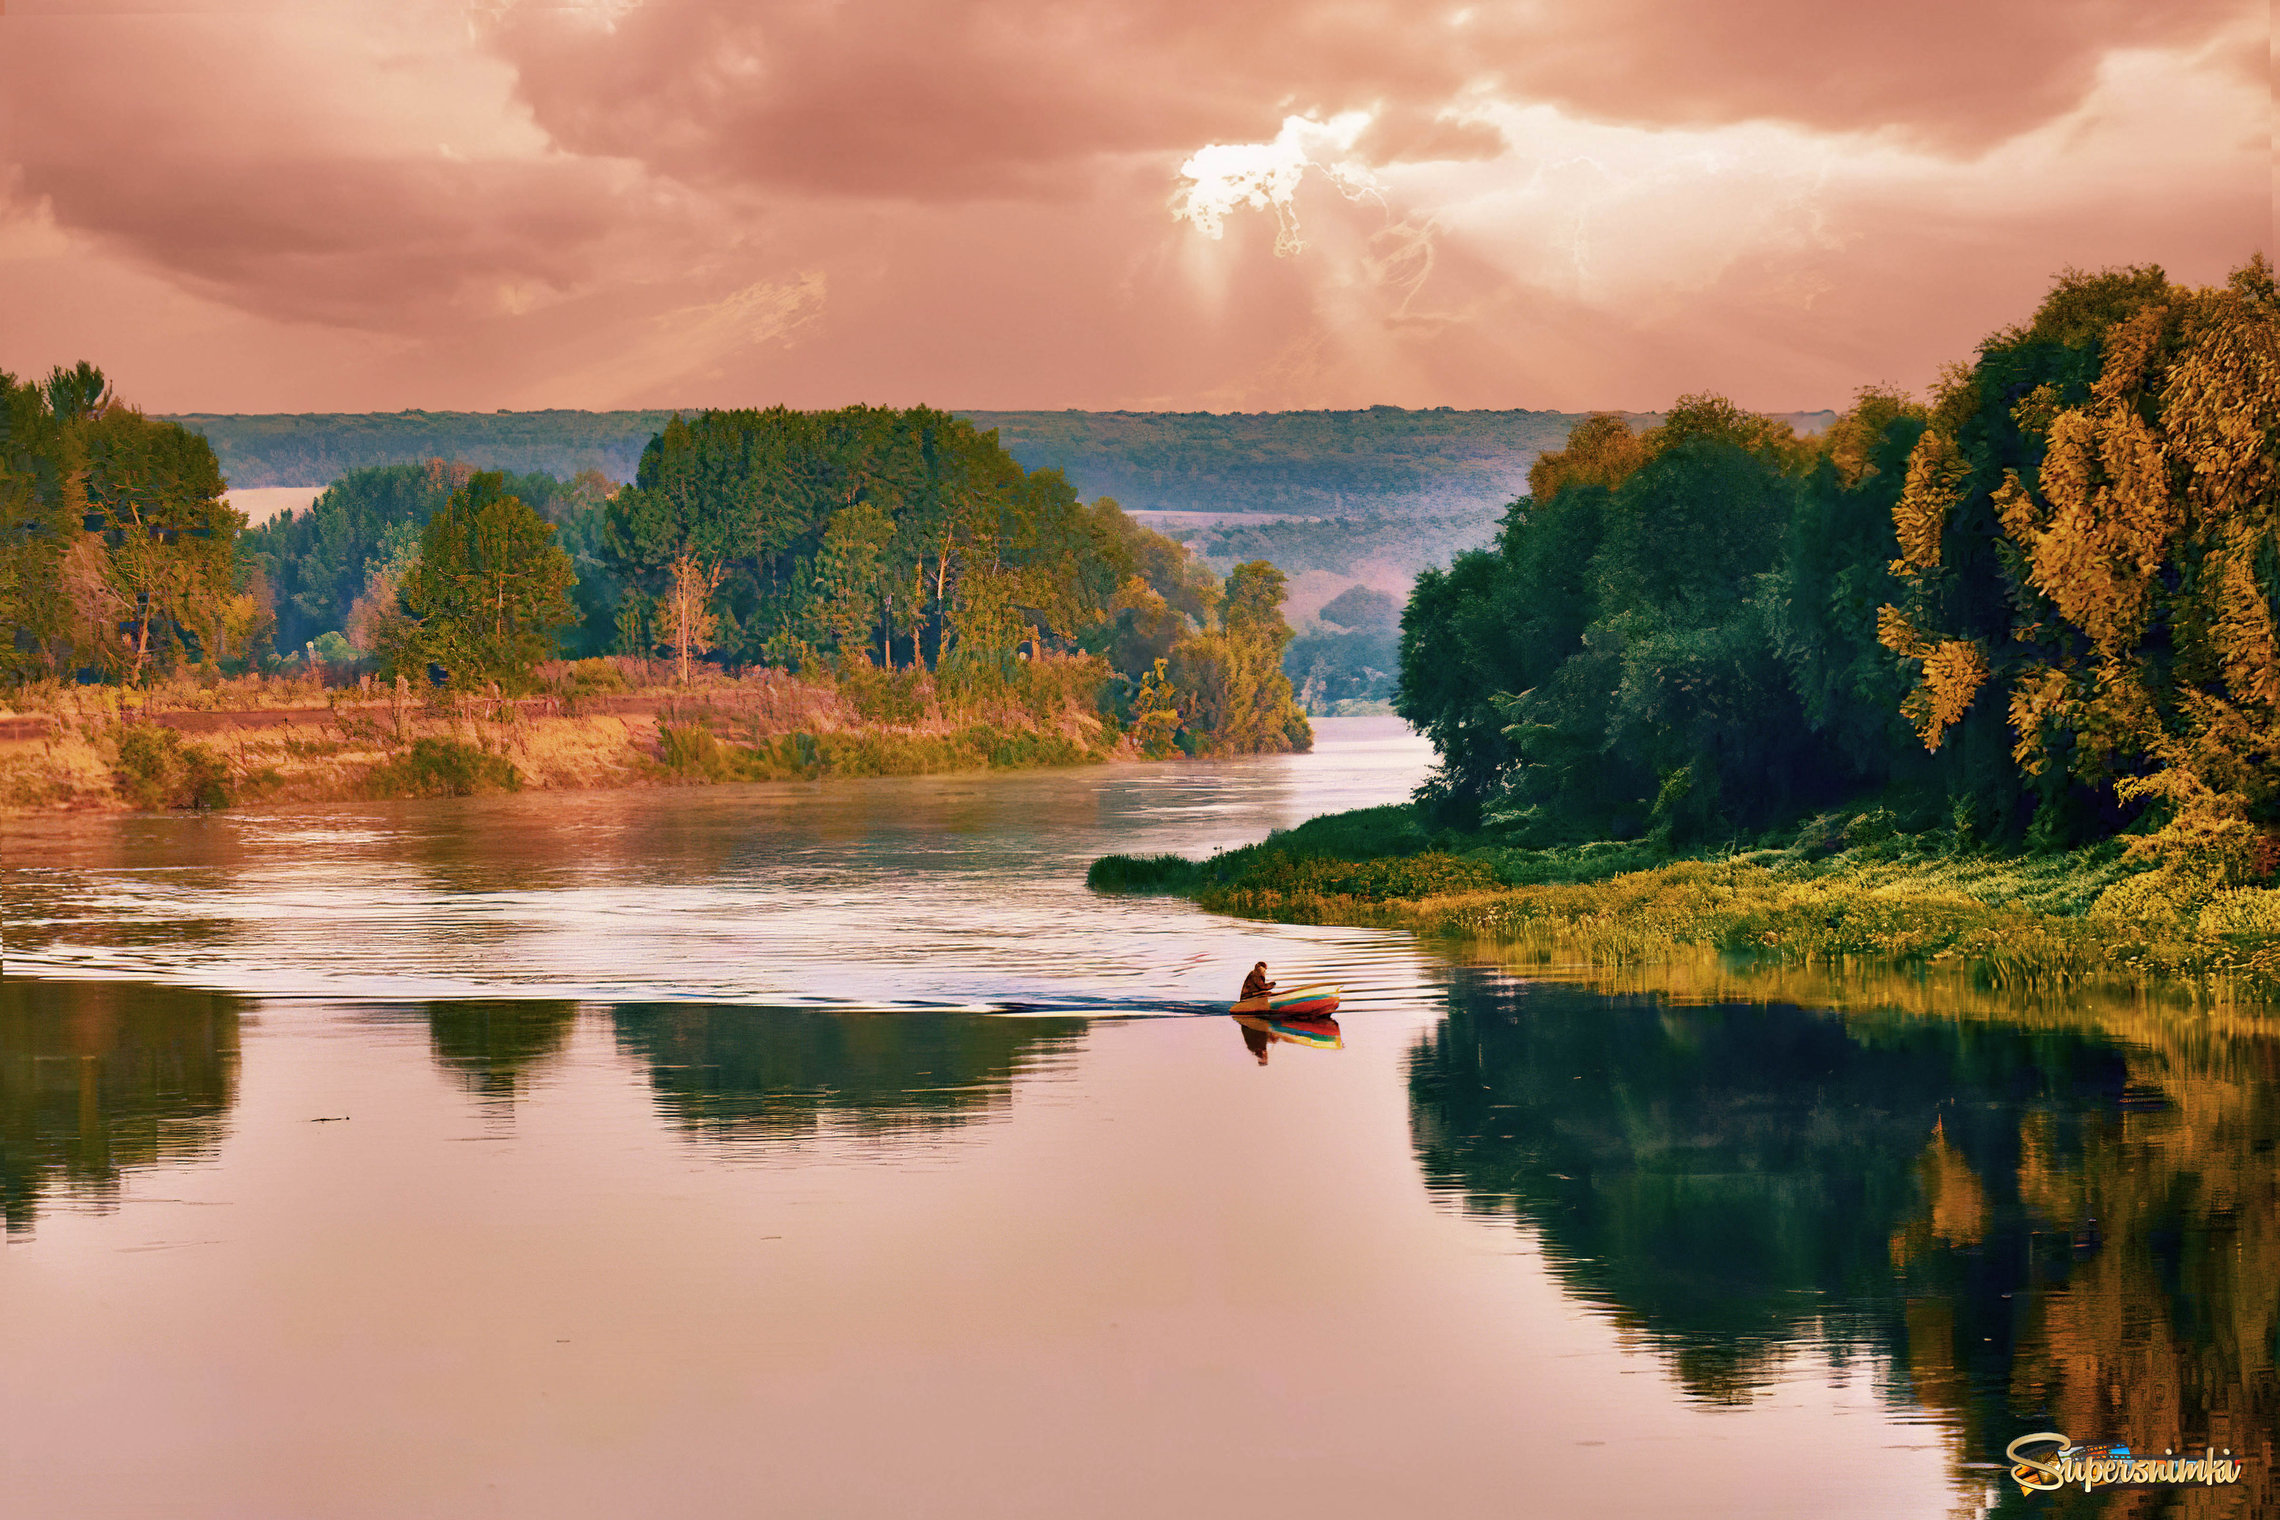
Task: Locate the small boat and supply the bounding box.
[1231,982,1341,1018]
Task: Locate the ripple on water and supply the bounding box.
[2,716,1446,1013]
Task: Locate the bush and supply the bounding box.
[111,724,231,810]
[658,722,778,782]
[364,738,521,798]
[836,662,933,725]
[1088,853,1205,892]
[564,658,630,694]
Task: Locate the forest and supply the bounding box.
[1,390,1310,762]
[159,404,1835,720]
[1396,258,2280,882]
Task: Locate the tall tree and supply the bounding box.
[1882,257,2280,861]
[657,554,724,685]
[389,472,577,691]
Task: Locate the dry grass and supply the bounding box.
[0,656,1124,815]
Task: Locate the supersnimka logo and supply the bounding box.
[2004,1433,2246,1496]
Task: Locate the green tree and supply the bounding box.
[241,461,463,654]
[0,372,76,683]
[811,501,894,662]
[1161,561,1311,756]
[388,472,577,691]
[68,398,244,684]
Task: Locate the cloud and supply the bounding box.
[1171,114,1380,254]
[476,0,2259,209]
[0,2,738,329]
[0,0,2265,416]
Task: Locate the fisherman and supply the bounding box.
[1240,961,1274,1004]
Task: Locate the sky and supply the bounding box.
[0,0,2270,415]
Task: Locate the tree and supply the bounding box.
[656,554,724,685]
[241,461,460,653]
[1398,395,1872,836]
[1882,256,2280,862]
[389,472,577,691]
[811,501,893,663]
[1160,561,1311,756]
[0,372,75,684]
[73,403,241,685]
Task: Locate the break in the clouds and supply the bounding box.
[0,0,2268,421]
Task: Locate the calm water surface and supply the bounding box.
[2,717,2271,1518]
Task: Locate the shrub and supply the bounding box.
[364,738,521,798]
[836,662,933,725]
[1088,854,1205,892]
[565,658,630,694]
[111,724,231,810]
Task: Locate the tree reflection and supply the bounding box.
[425,1000,581,1104]
[0,978,240,1235]
[611,1005,1087,1148]
[1408,976,2277,1512]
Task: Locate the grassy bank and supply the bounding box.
[1092,804,2280,999]
[0,656,1123,814]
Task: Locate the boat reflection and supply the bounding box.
[0,977,240,1236]
[1234,1013,1342,1063]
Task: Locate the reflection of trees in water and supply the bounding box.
[0,979,240,1235]
[425,1001,581,1104]
[611,1006,1087,1147]
[1408,979,2277,1513]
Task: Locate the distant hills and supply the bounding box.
[164,406,1836,515]
[164,409,676,490]
[166,405,1836,625]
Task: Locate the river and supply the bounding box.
[2,716,2271,1518]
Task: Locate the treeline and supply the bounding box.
[577,405,1308,754]
[6,389,1310,759]
[1,365,259,686]
[242,461,614,658]
[163,410,674,488]
[971,407,1830,517]
[1400,258,2279,879]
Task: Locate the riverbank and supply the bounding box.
[0,657,1125,814]
[1092,804,2280,1000]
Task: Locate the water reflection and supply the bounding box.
[0,978,240,1235]
[1234,1013,1343,1063]
[610,1005,1089,1148]
[425,1000,581,1104]
[1409,974,2278,1511]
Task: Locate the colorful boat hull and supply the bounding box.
[1231,982,1341,1018]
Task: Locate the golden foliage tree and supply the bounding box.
[1882,257,2280,866]
[657,553,724,686]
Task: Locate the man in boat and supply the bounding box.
[1240,961,1274,1004]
